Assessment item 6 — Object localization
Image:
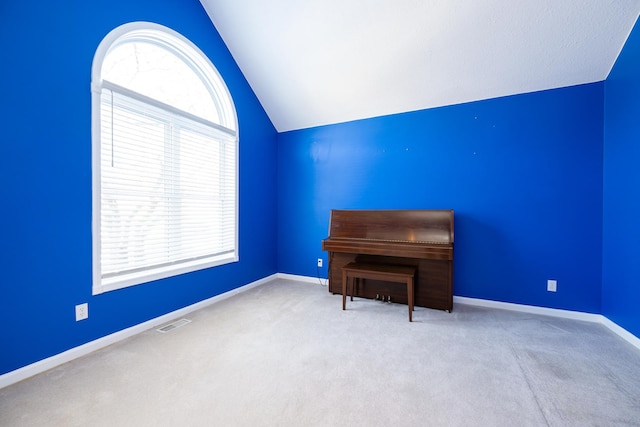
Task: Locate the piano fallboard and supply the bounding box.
[322,237,452,260]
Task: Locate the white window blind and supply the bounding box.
[92,23,238,294]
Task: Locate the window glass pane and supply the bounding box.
[102,41,220,123]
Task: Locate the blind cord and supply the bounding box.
[110,90,114,167]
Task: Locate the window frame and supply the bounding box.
[91,22,239,295]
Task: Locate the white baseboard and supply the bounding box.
[454,295,640,351]
[599,316,640,351]
[277,272,327,286]
[0,273,278,390]
[3,273,639,389]
[453,296,602,322]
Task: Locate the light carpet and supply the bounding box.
[1,278,640,426]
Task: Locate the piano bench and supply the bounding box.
[341,262,416,322]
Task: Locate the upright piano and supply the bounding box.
[321,209,454,311]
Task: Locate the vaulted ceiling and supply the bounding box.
[199,1,640,132]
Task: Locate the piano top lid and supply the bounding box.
[327,209,453,245]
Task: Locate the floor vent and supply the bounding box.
[156,318,191,333]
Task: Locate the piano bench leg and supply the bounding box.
[407,276,414,322]
[342,270,348,311]
[342,275,359,309]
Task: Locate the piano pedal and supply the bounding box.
[387,296,392,304]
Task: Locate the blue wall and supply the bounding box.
[1,0,635,378]
[278,84,604,313]
[0,0,278,374]
[603,18,640,338]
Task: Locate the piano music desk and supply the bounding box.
[342,262,416,322]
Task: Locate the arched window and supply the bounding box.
[91,22,238,295]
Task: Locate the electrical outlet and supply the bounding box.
[547,280,557,292]
[317,258,323,268]
[75,303,89,321]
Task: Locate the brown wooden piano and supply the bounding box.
[321,209,454,312]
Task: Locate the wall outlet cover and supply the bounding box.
[75,303,89,321]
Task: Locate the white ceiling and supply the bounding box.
[200,1,640,132]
